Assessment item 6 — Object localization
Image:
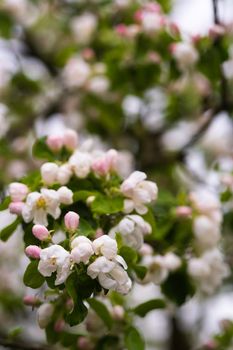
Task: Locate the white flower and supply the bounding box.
[71,13,97,44]
[193,215,221,250]
[87,255,131,294]
[163,252,182,271]
[109,215,151,249]
[120,171,158,214]
[63,57,90,88]
[38,245,71,285]
[22,189,61,226]
[41,162,59,185]
[142,255,169,284]
[190,189,222,224]
[142,252,181,284]
[141,12,163,33]
[37,303,54,329]
[57,163,73,185]
[188,249,229,294]
[88,76,109,95]
[71,236,94,264]
[9,182,29,202]
[69,150,92,178]
[172,42,199,69]
[93,235,118,260]
[57,186,73,205]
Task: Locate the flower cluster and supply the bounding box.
[4,130,158,334]
[187,189,229,294]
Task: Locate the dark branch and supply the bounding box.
[212,0,220,24]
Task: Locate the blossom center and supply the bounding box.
[36,197,46,209]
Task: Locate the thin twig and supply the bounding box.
[212,0,220,24]
[0,335,51,350]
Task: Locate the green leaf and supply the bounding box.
[32,137,54,161]
[78,218,95,237]
[133,265,147,280]
[124,326,145,350]
[0,217,21,242]
[0,196,10,211]
[161,267,194,306]
[87,298,113,330]
[133,299,166,317]
[73,190,98,202]
[23,260,45,289]
[91,195,124,215]
[119,246,137,266]
[65,273,88,326]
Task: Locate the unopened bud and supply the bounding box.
[25,245,41,259]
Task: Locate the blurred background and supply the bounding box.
[0,0,233,349]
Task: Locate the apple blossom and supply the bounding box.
[38,245,71,285]
[37,303,54,329]
[69,150,92,178]
[93,235,118,260]
[22,189,61,226]
[32,224,50,241]
[57,163,72,185]
[193,215,221,249]
[57,186,73,205]
[64,211,80,232]
[87,255,131,294]
[46,134,63,152]
[120,171,158,214]
[9,182,28,202]
[109,214,151,249]
[71,13,97,45]
[9,201,24,215]
[23,295,41,306]
[171,42,199,69]
[188,249,229,294]
[40,162,59,185]
[71,236,94,264]
[63,129,78,151]
[63,57,91,88]
[25,245,41,259]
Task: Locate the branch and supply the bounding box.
[212,0,220,24]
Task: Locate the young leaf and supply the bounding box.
[32,137,54,161]
[65,273,88,326]
[119,246,138,266]
[87,298,113,330]
[124,326,145,350]
[133,299,166,317]
[0,196,10,211]
[23,260,45,289]
[0,217,21,242]
[91,195,124,215]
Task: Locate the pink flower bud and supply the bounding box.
[46,135,63,152]
[139,243,153,256]
[64,211,80,232]
[115,24,128,36]
[95,228,104,239]
[9,182,28,202]
[25,245,41,259]
[63,129,78,151]
[77,337,93,350]
[176,206,192,218]
[209,24,225,39]
[82,48,95,60]
[54,319,65,332]
[92,158,109,176]
[66,298,74,311]
[112,305,125,320]
[9,201,24,215]
[32,225,50,241]
[23,295,41,306]
[204,340,217,350]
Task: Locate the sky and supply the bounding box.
[171,0,233,35]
